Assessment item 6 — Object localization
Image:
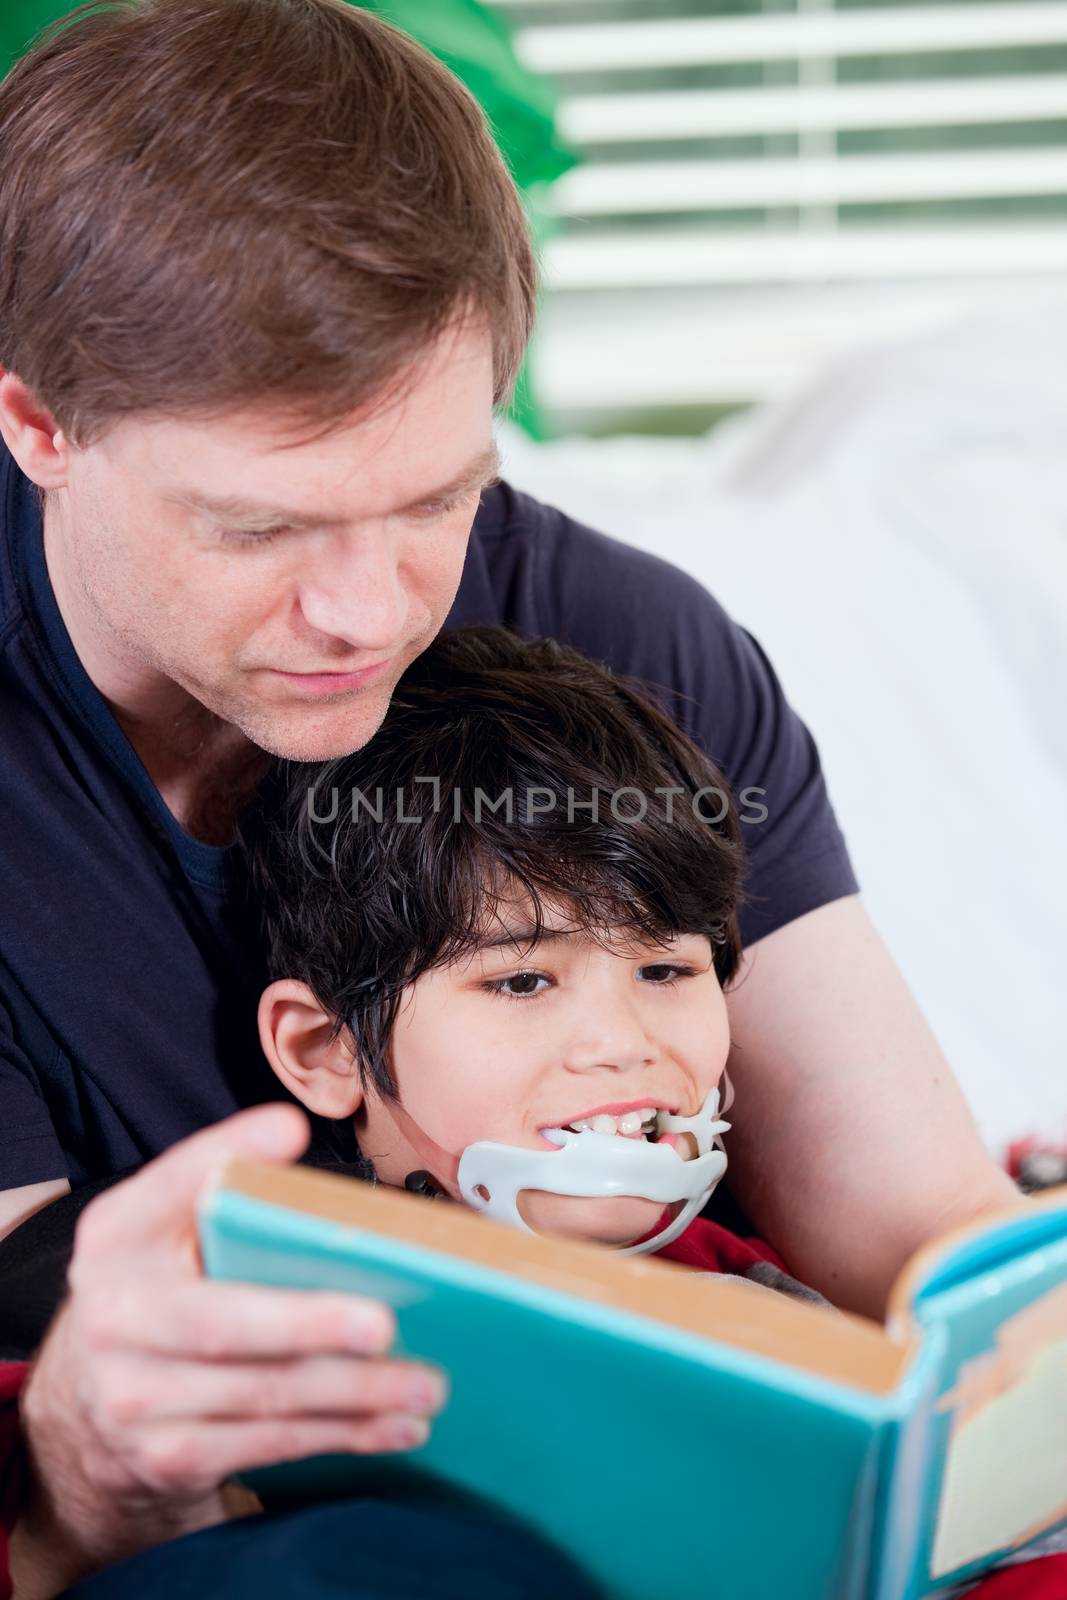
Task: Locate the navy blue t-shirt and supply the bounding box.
[0,436,857,1191]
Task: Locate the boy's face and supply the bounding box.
[262,901,731,1249]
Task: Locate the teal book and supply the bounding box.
[198,1163,1067,1600]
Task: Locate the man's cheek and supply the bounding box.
[410,522,473,599]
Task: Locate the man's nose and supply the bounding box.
[296,528,409,651]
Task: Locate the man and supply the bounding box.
[0,1,1019,1596]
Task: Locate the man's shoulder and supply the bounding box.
[470,478,726,614]
[461,480,740,692]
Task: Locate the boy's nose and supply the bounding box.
[560,1011,659,1076]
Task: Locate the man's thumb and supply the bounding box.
[73,1104,311,1257]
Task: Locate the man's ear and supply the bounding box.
[258,979,363,1120]
[0,372,71,489]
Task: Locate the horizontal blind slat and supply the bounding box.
[543,224,1067,288]
[559,77,1067,143]
[514,4,1067,72]
[550,147,1067,213]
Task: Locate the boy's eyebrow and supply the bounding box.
[476,927,581,953]
[476,926,696,957]
[165,441,503,529]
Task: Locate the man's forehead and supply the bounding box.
[99,314,499,519]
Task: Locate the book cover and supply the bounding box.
[199,1165,1067,1600]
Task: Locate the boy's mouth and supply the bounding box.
[561,1107,659,1139]
[538,1102,685,1149]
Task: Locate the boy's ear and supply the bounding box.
[258,979,363,1120]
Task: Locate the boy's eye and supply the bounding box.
[483,970,552,1000]
[637,962,698,985]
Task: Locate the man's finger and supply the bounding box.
[81,1278,397,1359]
[101,1352,449,1425]
[130,1412,436,1497]
[71,1103,310,1258]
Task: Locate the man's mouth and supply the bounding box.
[265,659,393,694]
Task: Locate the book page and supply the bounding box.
[931,1282,1067,1576]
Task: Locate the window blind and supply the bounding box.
[490,0,1067,427]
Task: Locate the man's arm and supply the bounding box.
[724,894,1020,1321]
[0,1184,69,1247]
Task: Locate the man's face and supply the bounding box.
[359,904,731,1249]
[48,320,498,759]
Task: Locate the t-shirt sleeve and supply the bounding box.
[526,501,859,947]
[0,1002,65,1191]
[700,618,861,945]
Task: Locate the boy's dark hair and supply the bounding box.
[243,625,745,1099]
[0,0,535,447]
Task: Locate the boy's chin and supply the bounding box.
[518,1190,670,1249]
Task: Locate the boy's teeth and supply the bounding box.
[566,1107,658,1136]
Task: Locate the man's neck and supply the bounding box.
[115,700,270,846]
[43,499,268,845]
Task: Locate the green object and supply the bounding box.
[1,0,579,438]
[353,0,578,440]
[0,0,73,69]
[358,0,575,195]
[200,1162,1067,1600]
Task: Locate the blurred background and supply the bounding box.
[472,0,1067,1168]
[4,0,1066,1167]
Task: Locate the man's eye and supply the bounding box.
[637,963,698,985]
[412,498,451,519]
[408,495,465,522]
[409,482,489,522]
[214,524,288,544]
[482,971,552,1000]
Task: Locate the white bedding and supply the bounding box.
[497,307,1067,1157]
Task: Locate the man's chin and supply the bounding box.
[232,687,397,761]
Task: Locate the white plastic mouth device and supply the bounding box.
[455,1082,731,1255]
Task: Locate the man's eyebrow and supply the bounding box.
[164,440,502,529]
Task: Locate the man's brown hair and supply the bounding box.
[0,0,538,446]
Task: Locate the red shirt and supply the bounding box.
[0,1362,29,1600]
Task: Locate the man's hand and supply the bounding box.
[11,1104,448,1599]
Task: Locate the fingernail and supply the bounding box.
[406,1373,446,1414]
[390,1416,430,1451]
[251,1106,304,1156]
[347,1309,392,1352]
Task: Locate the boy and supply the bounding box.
[244,624,820,1298]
